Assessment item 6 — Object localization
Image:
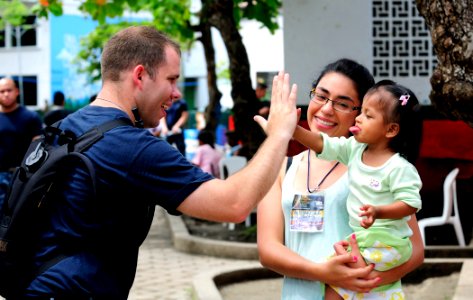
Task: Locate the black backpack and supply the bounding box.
[0,118,131,298]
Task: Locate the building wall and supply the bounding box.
[50,14,101,107]
[283,0,435,105]
[0,17,51,109]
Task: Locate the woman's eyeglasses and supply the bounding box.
[309,88,360,113]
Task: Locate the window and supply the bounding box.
[14,75,37,106]
[0,15,37,49]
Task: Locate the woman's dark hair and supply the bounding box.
[198,130,216,148]
[312,58,375,103]
[367,80,423,164]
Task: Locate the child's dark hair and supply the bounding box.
[367,80,423,163]
[198,130,215,148]
[312,58,375,103]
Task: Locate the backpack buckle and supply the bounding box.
[24,143,49,173]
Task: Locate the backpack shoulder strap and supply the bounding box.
[74,118,133,152]
[29,118,133,282]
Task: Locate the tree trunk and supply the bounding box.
[197,20,223,132]
[416,0,473,127]
[205,0,266,159]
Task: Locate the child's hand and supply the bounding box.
[359,205,377,229]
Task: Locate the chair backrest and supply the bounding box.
[219,156,247,179]
[442,168,460,220]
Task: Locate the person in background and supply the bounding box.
[0,77,42,213]
[192,130,223,178]
[224,130,242,157]
[256,78,270,118]
[148,123,163,138]
[89,94,97,103]
[254,58,424,299]
[20,26,301,298]
[160,98,189,156]
[43,91,72,126]
[293,80,423,299]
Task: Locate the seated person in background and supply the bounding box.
[224,130,242,157]
[43,91,72,126]
[192,130,223,178]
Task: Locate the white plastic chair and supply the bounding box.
[418,168,466,246]
[219,156,247,180]
[218,156,249,229]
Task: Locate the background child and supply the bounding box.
[191,130,223,178]
[293,80,423,299]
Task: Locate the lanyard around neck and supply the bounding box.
[307,149,340,193]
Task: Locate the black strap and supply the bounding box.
[286,156,293,174]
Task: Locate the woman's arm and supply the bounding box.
[257,160,377,292]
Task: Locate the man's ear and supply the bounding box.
[386,123,400,138]
[132,65,145,87]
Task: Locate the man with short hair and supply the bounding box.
[0,77,42,212]
[22,26,298,298]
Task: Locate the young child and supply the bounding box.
[191,130,223,178]
[293,80,423,299]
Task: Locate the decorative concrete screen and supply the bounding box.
[372,0,437,78]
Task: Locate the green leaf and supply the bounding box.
[48,2,63,16]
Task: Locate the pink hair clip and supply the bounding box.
[399,94,410,106]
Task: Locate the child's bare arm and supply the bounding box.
[359,202,417,229]
[293,125,324,153]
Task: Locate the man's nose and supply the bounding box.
[172,88,182,100]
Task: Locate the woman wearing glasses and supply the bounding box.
[256,58,424,299]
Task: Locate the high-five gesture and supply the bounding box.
[254,71,298,140]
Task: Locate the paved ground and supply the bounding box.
[129,207,258,300]
[0,206,466,300]
[130,207,468,300]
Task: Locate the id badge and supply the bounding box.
[290,192,325,232]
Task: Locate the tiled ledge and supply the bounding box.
[166,213,258,260]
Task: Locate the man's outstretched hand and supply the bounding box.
[254,71,298,142]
